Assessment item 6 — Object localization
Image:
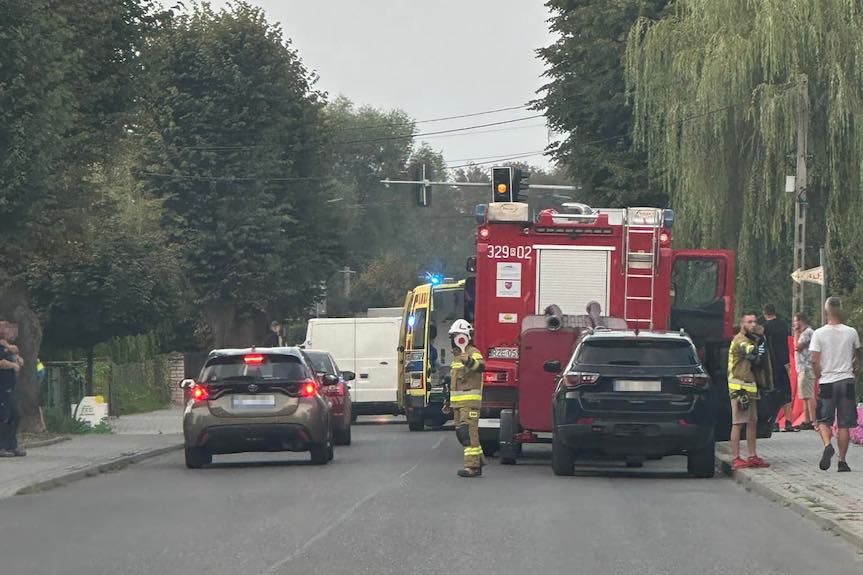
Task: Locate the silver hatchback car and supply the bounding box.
[181,347,333,468]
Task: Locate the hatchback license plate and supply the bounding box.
[231,394,276,408]
[613,380,661,392]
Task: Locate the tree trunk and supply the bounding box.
[203,303,265,349]
[6,289,45,433]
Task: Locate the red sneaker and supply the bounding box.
[747,455,770,468]
[732,457,751,470]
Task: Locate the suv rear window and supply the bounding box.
[200,355,311,382]
[576,339,697,367]
[305,352,335,375]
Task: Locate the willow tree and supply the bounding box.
[625,0,863,313]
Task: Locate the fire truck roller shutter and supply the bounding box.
[535,247,611,315]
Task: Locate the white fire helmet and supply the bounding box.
[448,319,473,337]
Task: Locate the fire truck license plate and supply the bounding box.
[613,380,661,392]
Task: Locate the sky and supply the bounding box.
[210,0,558,172]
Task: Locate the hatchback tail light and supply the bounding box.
[564,371,600,388]
[677,373,711,389]
[244,354,265,365]
[192,384,209,402]
[299,379,319,398]
[483,371,509,384]
[326,383,346,397]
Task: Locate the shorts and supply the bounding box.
[816,378,859,429]
[797,370,815,399]
[731,396,758,425]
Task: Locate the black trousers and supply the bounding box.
[0,386,19,450]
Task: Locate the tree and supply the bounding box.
[536,0,669,208]
[0,0,169,428]
[625,0,863,313]
[141,2,343,346]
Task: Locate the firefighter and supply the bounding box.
[447,319,485,478]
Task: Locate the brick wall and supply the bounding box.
[168,352,186,406]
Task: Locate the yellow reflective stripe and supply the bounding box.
[463,447,483,455]
[451,361,464,368]
[728,380,757,393]
[450,394,482,402]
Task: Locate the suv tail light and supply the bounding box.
[300,379,319,397]
[244,354,265,365]
[483,371,509,384]
[564,371,600,388]
[677,373,710,389]
[326,383,346,397]
[192,384,209,402]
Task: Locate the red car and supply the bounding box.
[303,349,354,445]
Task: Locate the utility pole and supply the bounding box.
[338,266,356,298]
[792,75,809,318]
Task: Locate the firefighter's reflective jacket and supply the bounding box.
[449,344,484,407]
[728,326,772,397]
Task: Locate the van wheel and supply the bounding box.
[551,434,576,476]
[185,447,211,469]
[687,436,716,478]
[334,425,352,446]
[407,409,425,431]
[310,438,333,465]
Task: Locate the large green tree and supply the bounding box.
[141,2,343,346]
[625,0,863,313]
[0,0,172,427]
[537,0,669,208]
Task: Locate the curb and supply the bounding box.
[716,449,863,552]
[21,436,70,449]
[11,443,183,498]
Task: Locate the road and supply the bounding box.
[0,421,860,575]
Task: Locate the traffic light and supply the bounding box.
[513,168,530,200]
[415,166,431,207]
[492,166,513,202]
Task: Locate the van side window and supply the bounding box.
[409,309,427,350]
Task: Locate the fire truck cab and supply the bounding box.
[472,202,743,455]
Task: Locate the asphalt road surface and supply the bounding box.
[1,421,861,575]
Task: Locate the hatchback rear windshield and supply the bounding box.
[576,339,697,366]
[200,355,312,382]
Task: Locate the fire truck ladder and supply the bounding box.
[623,208,661,329]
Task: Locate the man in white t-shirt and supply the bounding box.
[809,297,861,472]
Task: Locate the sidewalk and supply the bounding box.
[109,406,184,435]
[0,407,185,500]
[717,430,863,551]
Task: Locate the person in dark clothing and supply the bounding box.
[263,320,284,348]
[0,321,25,457]
[761,303,795,432]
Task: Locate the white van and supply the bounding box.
[303,317,402,417]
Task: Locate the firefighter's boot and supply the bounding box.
[457,467,482,478]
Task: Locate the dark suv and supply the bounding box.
[181,347,333,468]
[548,330,716,477]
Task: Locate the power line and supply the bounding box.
[335,104,529,132]
[334,114,545,145]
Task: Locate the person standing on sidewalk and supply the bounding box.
[793,313,817,430]
[762,304,796,432]
[810,297,861,472]
[728,311,771,470]
[0,321,25,457]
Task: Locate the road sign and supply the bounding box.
[791,266,824,285]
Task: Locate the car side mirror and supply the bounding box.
[341,371,356,381]
[543,360,562,374]
[180,378,196,389]
[323,374,339,385]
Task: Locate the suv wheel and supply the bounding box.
[310,436,334,465]
[551,434,576,476]
[334,425,352,446]
[687,436,716,478]
[185,446,212,469]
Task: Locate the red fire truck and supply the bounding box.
[469,201,772,459]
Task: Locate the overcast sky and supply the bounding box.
[211,0,558,171]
